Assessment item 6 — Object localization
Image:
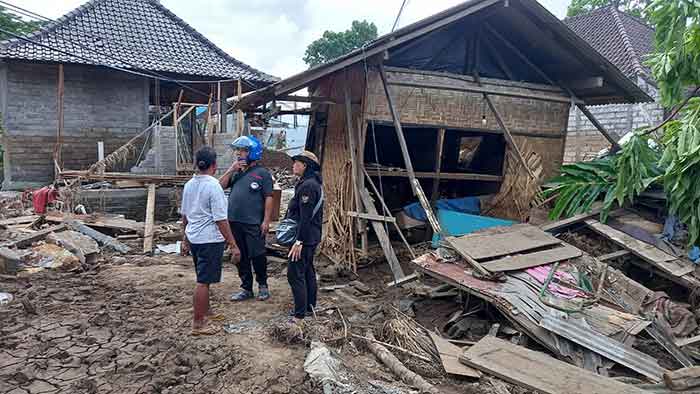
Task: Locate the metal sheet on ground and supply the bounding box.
[460,336,648,394]
[483,244,582,272]
[448,224,561,260]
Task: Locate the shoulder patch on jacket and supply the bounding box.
[301,195,310,204]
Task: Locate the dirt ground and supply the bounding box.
[1,251,521,394]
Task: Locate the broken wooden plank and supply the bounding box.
[428,332,481,378]
[448,224,561,261]
[585,220,694,277]
[483,244,582,272]
[143,184,156,253]
[0,224,68,249]
[540,316,666,382]
[65,220,130,254]
[460,336,648,394]
[45,214,145,234]
[676,334,700,348]
[663,367,700,391]
[540,208,602,233]
[359,188,405,281]
[386,272,420,288]
[645,324,694,368]
[597,250,632,261]
[0,215,40,227]
[346,211,396,223]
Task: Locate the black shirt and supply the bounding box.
[227,165,273,225]
[286,171,323,246]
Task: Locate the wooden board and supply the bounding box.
[540,207,601,233]
[45,214,145,235]
[448,224,561,260]
[483,244,582,272]
[143,184,156,253]
[460,336,648,394]
[585,220,694,277]
[0,225,68,248]
[359,188,405,281]
[0,215,39,227]
[428,332,481,378]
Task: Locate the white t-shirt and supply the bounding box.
[180,175,228,244]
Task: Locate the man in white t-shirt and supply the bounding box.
[180,146,238,335]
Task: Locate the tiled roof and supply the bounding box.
[0,0,277,84]
[565,6,654,79]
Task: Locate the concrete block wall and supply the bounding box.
[76,187,180,222]
[564,76,664,163]
[131,126,176,174]
[1,61,148,189]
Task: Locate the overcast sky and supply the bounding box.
[19,0,571,79]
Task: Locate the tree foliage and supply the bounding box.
[566,0,651,20]
[0,6,44,40]
[303,20,378,67]
[549,0,700,247]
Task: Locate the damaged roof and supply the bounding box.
[0,0,277,84]
[239,0,651,109]
[565,6,655,80]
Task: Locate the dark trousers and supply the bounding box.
[287,244,318,318]
[230,221,268,292]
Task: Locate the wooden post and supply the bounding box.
[344,84,368,254]
[154,78,161,119]
[54,64,65,168]
[97,141,104,162]
[378,64,444,236]
[576,103,622,152]
[430,128,445,208]
[217,82,224,133]
[237,78,244,136]
[143,184,156,253]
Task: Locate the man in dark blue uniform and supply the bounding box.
[285,151,323,320]
[219,136,274,301]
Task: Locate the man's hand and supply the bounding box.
[181,239,190,256]
[228,241,241,265]
[228,160,241,173]
[288,242,303,262]
[260,221,270,236]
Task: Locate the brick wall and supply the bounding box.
[1,61,148,189]
[564,76,663,163]
[364,70,570,180]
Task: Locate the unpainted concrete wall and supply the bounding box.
[1,61,148,189]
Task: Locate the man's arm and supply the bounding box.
[218,161,240,189]
[215,220,237,247]
[181,215,190,256]
[261,196,274,235]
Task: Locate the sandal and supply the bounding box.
[190,326,218,336]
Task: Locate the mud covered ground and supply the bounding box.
[1,253,534,394]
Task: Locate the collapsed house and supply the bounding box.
[236,0,651,279]
[0,0,277,190]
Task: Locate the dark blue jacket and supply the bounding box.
[285,171,323,246]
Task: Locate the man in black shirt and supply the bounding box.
[219,136,274,302]
[285,151,323,320]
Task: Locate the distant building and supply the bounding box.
[564,6,663,162]
[0,0,276,189]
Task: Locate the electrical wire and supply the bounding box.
[391,0,409,32]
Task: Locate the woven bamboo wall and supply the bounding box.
[315,66,367,271]
[364,69,569,180]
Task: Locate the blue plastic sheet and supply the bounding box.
[403,197,481,221]
[431,209,515,247]
[690,246,700,264]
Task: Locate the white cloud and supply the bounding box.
[17,0,571,79]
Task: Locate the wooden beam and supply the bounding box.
[430,128,446,208]
[237,78,244,136]
[576,103,622,152]
[54,64,65,168]
[344,83,367,254]
[363,168,415,259]
[277,95,339,104]
[484,23,555,85]
[359,188,405,281]
[539,207,602,233]
[365,169,502,181]
[566,77,604,90]
[596,250,631,261]
[143,184,156,254]
[386,79,577,105]
[0,225,68,249]
[347,211,396,223]
[378,64,444,237]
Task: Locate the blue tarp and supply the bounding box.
[403,197,481,221]
[431,209,515,247]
